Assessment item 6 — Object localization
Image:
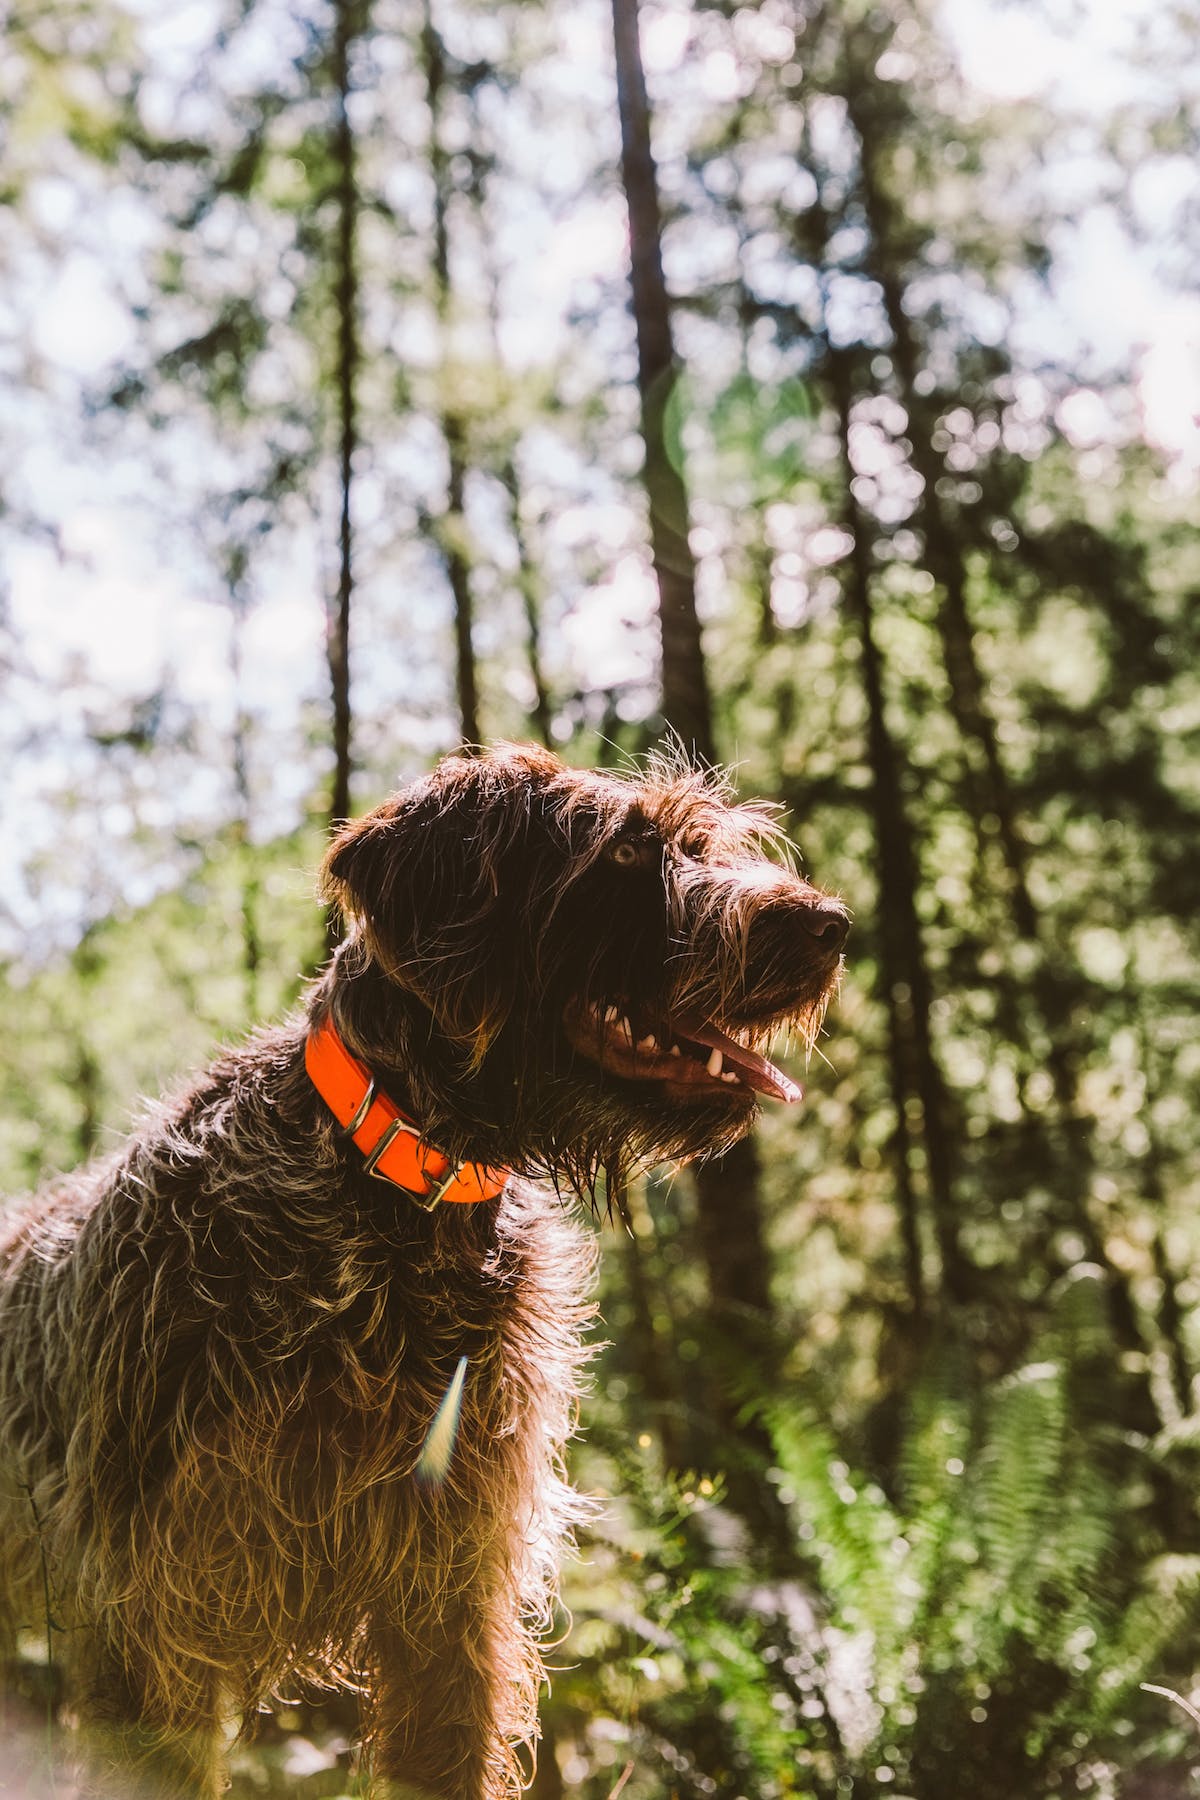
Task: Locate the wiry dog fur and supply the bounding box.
[0,744,846,1799]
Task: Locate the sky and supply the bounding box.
[2,0,1197,958]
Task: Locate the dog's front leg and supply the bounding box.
[365,1606,532,1800]
[69,1647,223,1800]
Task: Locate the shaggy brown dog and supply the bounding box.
[0,744,846,1800]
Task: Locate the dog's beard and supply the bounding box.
[397,1010,757,1184]
[399,961,839,1200]
[455,1056,759,1200]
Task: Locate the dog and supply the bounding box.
[0,743,847,1799]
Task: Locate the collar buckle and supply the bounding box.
[361,1115,463,1209]
[418,1160,470,1210]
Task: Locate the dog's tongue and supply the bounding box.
[674,1014,802,1104]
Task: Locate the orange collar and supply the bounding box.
[305,1018,508,1208]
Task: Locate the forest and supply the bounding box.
[1,0,1198,1794]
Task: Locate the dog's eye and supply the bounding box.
[607,836,657,871]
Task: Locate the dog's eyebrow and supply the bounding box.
[615,805,656,837]
[649,795,716,848]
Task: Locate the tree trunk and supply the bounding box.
[71,932,103,1163]
[502,456,554,748]
[325,0,360,955]
[846,75,1098,1168]
[421,0,480,749]
[611,0,712,760]
[842,58,1159,1379]
[444,419,480,747]
[843,74,1038,937]
[614,1179,687,1469]
[611,0,782,1491]
[473,165,554,750]
[826,335,965,1308]
[229,583,261,1020]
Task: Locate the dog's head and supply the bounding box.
[319,743,847,1191]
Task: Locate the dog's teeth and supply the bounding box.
[706,1048,723,1077]
[637,1035,658,1053]
[603,1006,621,1025]
[721,1070,739,1084]
[615,1016,633,1045]
[669,1043,682,1057]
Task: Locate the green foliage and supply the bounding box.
[0,824,322,1192]
[540,1269,1200,1799]
[3,0,1199,1793]
[547,1430,842,1800]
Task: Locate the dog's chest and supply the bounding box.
[148,1209,549,1659]
[226,1226,521,1432]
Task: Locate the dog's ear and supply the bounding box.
[320,747,562,1058]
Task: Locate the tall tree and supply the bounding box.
[824,328,962,1307]
[820,11,1162,1381]
[220,531,263,1019]
[326,0,362,858]
[610,0,811,1570]
[610,0,712,760]
[465,88,556,750]
[420,0,481,749]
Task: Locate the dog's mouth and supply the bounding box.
[562,999,803,1103]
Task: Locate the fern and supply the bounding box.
[758,1265,1188,1797]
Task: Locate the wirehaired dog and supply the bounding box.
[0,743,847,1799]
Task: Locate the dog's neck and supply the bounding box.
[305,1015,509,1209]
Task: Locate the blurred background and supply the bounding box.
[1,0,1198,1793]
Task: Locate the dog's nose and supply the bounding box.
[800,903,849,951]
